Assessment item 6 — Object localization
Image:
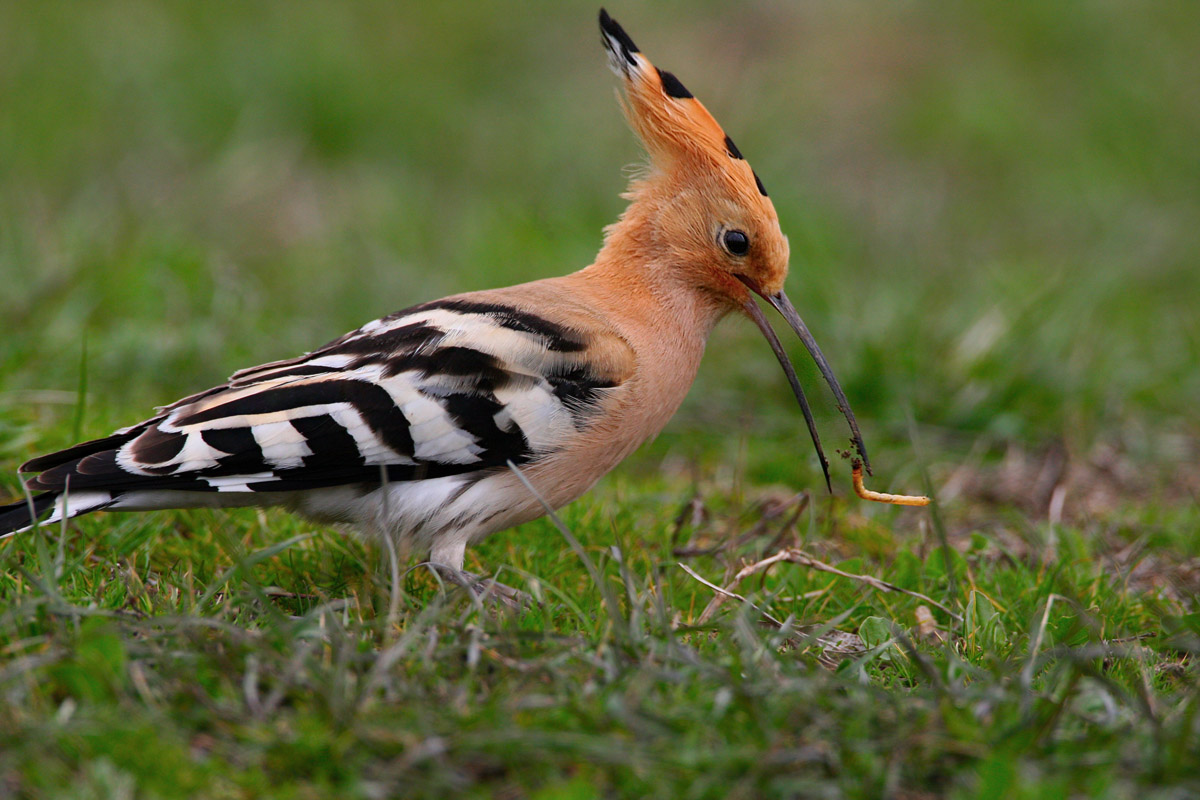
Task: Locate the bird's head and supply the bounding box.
[598,9,870,487]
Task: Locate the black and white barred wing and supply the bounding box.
[9,300,629,526]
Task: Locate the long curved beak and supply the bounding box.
[737,277,872,492]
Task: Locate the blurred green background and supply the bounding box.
[2,0,1198,515]
[2,3,1199,797]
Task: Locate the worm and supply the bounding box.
[851,459,930,506]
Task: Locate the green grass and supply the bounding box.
[2,1,1198,797]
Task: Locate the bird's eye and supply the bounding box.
[722,229,750,256]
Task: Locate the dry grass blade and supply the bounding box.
[689,549,796,625]
[780,549,962,623]
[684,547,962,625]
[680,562,867,669]
[678,562,784,627]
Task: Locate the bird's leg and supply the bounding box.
[421,562,534,611]
[424,536,534,610]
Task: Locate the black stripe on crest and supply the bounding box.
[724,135,744,160]
[753,170,768,197]
[599,9,639,65]
[657,68,693,99]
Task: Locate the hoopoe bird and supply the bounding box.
[0,10,889,585]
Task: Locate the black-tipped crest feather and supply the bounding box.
[599,9,638,70]
[724,135,744,160]
[656,68,692,99]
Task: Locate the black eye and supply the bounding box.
[722,229,750,256]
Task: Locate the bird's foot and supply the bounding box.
[425,564,534,611]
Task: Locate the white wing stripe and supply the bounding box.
[327,406,414,465]
[250,420,313,469]
[493,384,574,453]
[202,473,276,492]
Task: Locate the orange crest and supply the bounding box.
[599,9,771,203]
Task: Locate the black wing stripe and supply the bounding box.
[396,346,513,388]
[438,392,528,459]
[0,491,57,535]
[228,354,312,382]
[201,427,266,472]
[656,68,693,99]
[178,383,346,426]
[328,321,443,357]
[547,366,619,420]
[229,364,340,386]
[290,414,364,469]
[422,300,589,352]
[340,384,418,460]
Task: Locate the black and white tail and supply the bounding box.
[0,489,114,539]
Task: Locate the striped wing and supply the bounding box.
[23,300,629,497]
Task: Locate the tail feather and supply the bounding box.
[20,427,145,473]
[0,490,115,538]
[0,492,58,538]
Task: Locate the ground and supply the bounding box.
[1,2,1197,798]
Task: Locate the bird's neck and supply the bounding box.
[572,216,731,344]
[552,220,731,439]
